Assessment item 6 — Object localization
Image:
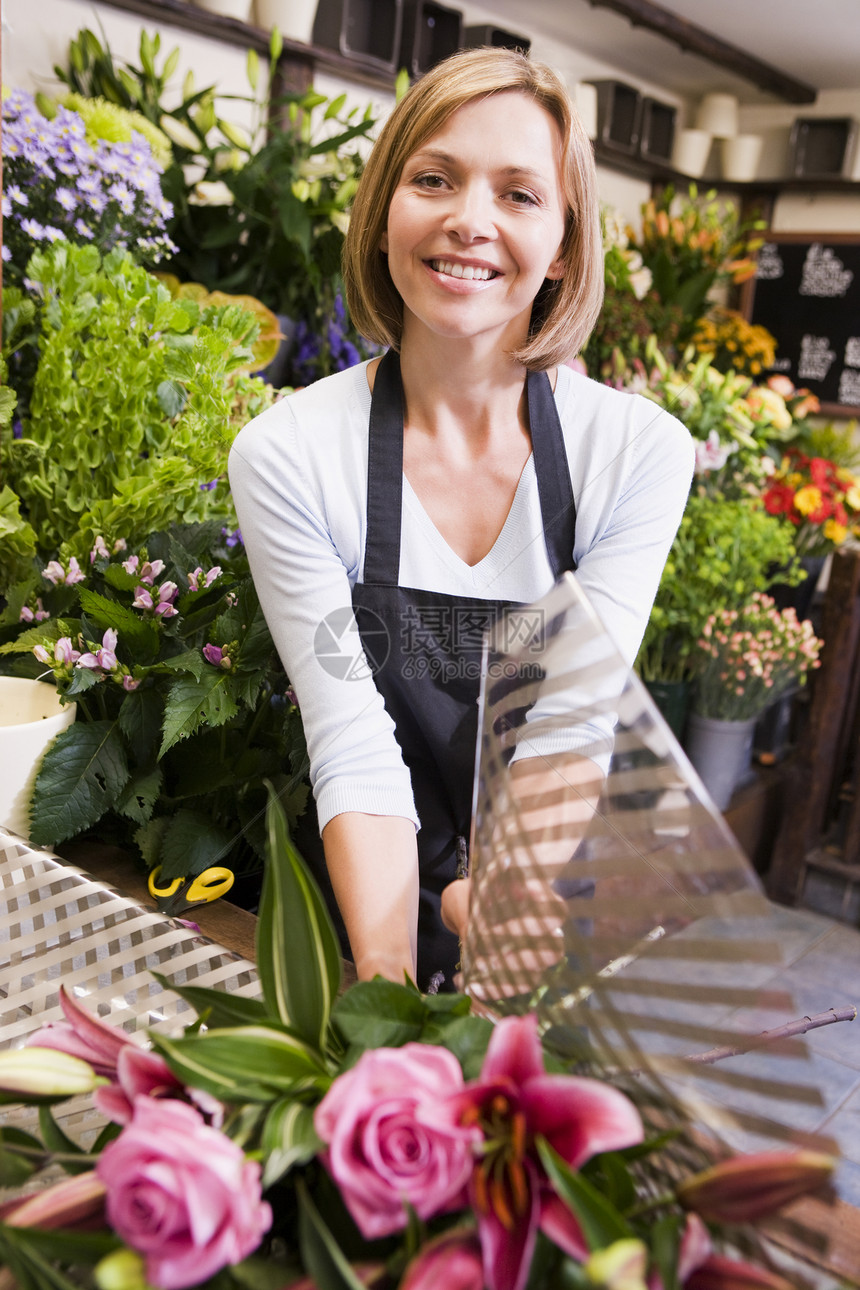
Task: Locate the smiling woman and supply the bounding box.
[228,47,695,992]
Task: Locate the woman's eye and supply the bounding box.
[414,173,446,189]
[508,189,538,206]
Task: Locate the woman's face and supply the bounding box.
[381,91,567,355]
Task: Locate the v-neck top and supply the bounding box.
[229,360,695,833]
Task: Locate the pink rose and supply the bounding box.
[314,1044,478,1239]
[96,1097,271,1289]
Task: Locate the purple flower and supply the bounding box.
[20,217,46,240]
[66,557,85,585]
[19,605,35,623]
[2,246,11,263]
[77,628,117,672]
[122,675,141,692]
[138,560,165,585]
[202,644,231,669]
[133,586,154,611]
[154,582,179,618]
[90,536,110,563]
[54,637,81,666]
[123,555,140,575]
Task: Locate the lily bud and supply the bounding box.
[2,1171,107,1230]
[678,1150,835,1223]
[585,1239,649,1290]
[685,1255,794,1290]
[0,1047,102,1102]
[94,1249,149,1290]
[400,1229,483,1290]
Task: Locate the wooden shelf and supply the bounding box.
[593,140,860,193]
[96,0,399,91]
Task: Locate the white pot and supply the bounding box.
[721,133,764,183]
[0,678,76,841]
[671,127,713,178]
[192,0,254,21]
[254,0,319,42]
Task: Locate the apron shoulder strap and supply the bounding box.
[364,350,405,586]
[527,368,578,578]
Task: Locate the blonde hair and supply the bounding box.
[343,47,603,369]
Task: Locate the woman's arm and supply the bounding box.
[322,813,419,982]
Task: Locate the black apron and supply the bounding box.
[299,351,577,991]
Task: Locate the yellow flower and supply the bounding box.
[824,519,848,545]
[846,485,860,510]
[794,485,823,516]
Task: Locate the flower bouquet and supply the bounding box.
[763,448,860,556]
[691,592,822,722]
[0,789,837,1290]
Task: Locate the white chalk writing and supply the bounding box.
[755,243,784,280]
[845,337,860,368]
[838,369,860,406]
[799,244,854,297]
[798,334,836,381]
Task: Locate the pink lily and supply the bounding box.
[28,986,131,1077]
[27,987,222,1127]
[442,1015,644,1290]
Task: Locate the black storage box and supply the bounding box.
[399,0,462,76]
[639,96,676,164]
[312,0,403,74]
[586,79,643,155]
[463,24,530,54]
[789,117,857,179]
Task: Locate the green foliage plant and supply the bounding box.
[636,493,803,684]
[0,523,308,881]
[2,242,260,564]
[56,26,378,377]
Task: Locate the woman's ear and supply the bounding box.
[545,253,564,281]
[380,230,389,253]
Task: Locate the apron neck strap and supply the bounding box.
[364,350,576,585]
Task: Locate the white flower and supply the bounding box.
[188,180,234,207]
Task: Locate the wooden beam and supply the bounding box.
[586,0,817,104]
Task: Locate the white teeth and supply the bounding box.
[432,260,494,281]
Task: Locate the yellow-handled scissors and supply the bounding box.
[148,865,235,915]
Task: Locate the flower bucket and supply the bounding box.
[684,711,757,811]
[0,678,76,840]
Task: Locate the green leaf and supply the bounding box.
[36,1107,92,1175]
[0,1128,42,1186]
[151,971,267,1028]
[29,721,130,846]
[157,808,235,880]
[0,620,79,655]
[262,1098,321,1187]
[77,588,160,656]
[535,1139,632,1253]
[421,1013,493,1080]
[162,647,206,680]
[297,1180,368,1290]
[134,814,169,867]
[117,685,163,763]
[650,1214,682,1290]
[157,378,188,419]
[115,766,162,824]
[151,1025,327,1102]
[331,978,427,1051]
[159,670,239,757]
[257,787,342,1049]
[64,666,101,697]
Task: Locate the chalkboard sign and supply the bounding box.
[742,233,860,417]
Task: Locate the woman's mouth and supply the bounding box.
[429,260,498,281]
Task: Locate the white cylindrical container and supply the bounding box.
[191,0,254,20]
[721,133,764,182]
[254,0,319,41]
[0,678,76,840]
[695,92,739,139]
[671,128,712,177]
[573,82,599,141]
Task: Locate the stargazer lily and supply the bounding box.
[439,1015,644,1290]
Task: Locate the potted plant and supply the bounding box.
[55,25,381,384]
[636,493,803,738]
[686,593,822,809]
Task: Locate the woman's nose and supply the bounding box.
[442,183,496,242]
